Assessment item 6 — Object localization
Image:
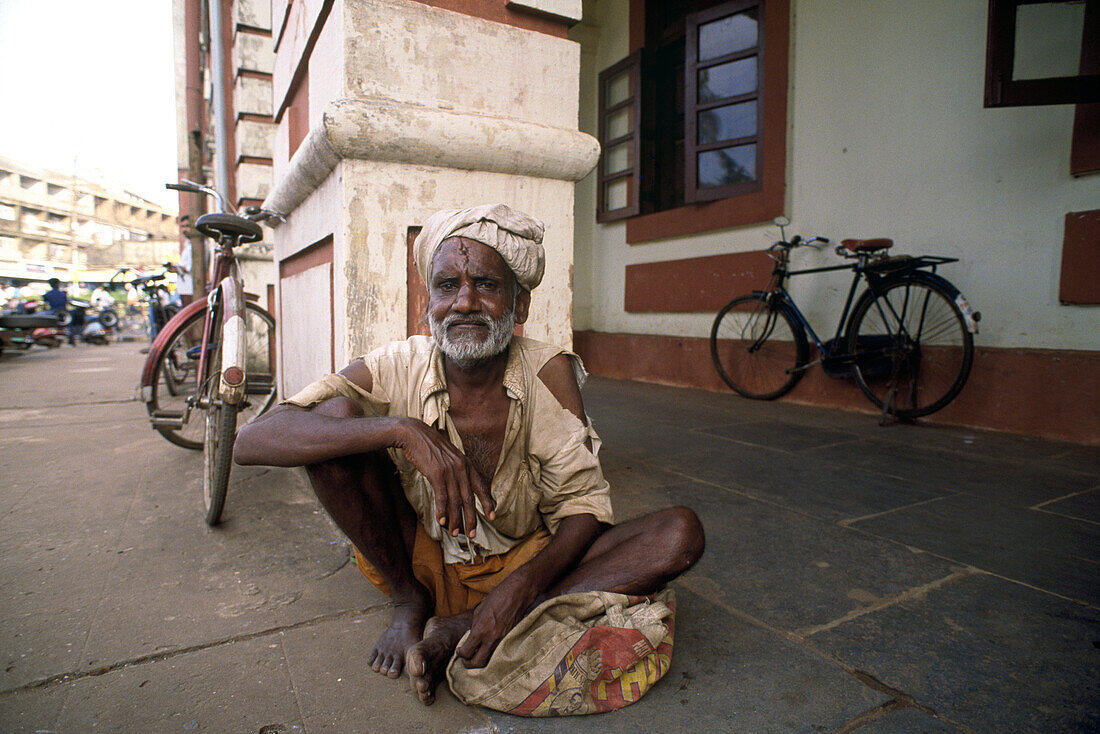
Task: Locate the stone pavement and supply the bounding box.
[0,340,1097,733]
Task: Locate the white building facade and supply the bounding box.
[570,0,1098,443]
[256,0,1098,443]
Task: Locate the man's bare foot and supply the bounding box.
[370,592,432,678]
[406,612,473,704]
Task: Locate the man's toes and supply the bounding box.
[386,656,403,678]
[414,676,435,704]
[406,648,425,678]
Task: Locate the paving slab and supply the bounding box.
[803,436,1098,507]
[0,681,70,734]
[628,480,959,633]
[809,572,1100,732]
[698,419,863,452]
[1036,487,1100,524]
[854,420,1100,477]
[482,588,888,733]
[851,493,1100,606]
[277,610,490,732]
[854,706,964,733]
[84,464,355,666]
[649,440,949,523]
[43,634,301,733]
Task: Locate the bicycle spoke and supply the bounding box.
[711,294,807,400]
[849,275,973,419]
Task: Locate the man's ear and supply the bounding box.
[513,288,531,324]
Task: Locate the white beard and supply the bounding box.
[428,309,515,370]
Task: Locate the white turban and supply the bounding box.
[414,204,545,292]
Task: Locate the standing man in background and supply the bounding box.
[169,242,194,307]
[43,278,73,346]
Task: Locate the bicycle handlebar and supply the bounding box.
[166,180,285,224]
[770,235,830,252]
[167,179,231,214]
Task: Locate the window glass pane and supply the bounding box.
[606,107,633,140]
[605,179,629,211]
[698,56,757,103]
[1013,2,1085,80]
[698,9,758,61]
[698,100,756,144]
[604,142,633,175]
[698,144,756,188]
[606,70,631,107]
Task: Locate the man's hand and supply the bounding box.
[395,418,495,538]
[455,514,603,668]
[456,569,535,668]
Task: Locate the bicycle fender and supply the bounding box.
[139,298,209,391]
[218,272,247,405]
[887,271,980,335]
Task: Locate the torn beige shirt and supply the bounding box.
[284,335,614,564]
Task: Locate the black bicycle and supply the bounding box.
[710,218,980,421]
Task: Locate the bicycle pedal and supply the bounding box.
[150,409,186,429]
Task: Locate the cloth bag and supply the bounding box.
[446,588,675,716]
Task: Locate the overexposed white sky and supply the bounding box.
[0,0,179,212]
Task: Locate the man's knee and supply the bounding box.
[310,396,364,419]
[656,506,705,574]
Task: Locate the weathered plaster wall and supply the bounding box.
[342,0,579,129]
[268,0,595,392]
[575,0,1100,352]
[340,160,577,361]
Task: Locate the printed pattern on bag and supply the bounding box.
[508,600,675,716]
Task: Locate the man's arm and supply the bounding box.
[233,359,494,537]
[457,512,601,668]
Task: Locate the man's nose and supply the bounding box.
[452,281,478,312]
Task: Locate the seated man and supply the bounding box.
[234,204,705,705]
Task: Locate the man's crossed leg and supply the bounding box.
[304,397,705,704]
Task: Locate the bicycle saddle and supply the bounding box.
[841,238,893,252]
[196,213,263,244]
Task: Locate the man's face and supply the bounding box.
[427,237,530,369]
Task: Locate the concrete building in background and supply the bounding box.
[178,0,1096,442]
[0,155,179,283]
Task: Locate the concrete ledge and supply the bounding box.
[263,97,599,220]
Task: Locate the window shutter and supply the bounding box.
[684,0,764,204]
[597,51,642,222]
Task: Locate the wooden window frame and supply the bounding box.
[597,51,643,222]
[623,0,789,243]
[684,0,764,203]
[984,0,1100,107]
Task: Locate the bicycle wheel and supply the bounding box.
[711,294,809,400]
[163,328,193,396]
[847,273,973,419]
[203,368,237,525]
[147,301,277,450]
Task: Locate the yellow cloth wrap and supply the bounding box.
[353,524,553,617]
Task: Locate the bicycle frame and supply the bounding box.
[761,253,957,365]
[139,242,257,407]
[199,260,247,406]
